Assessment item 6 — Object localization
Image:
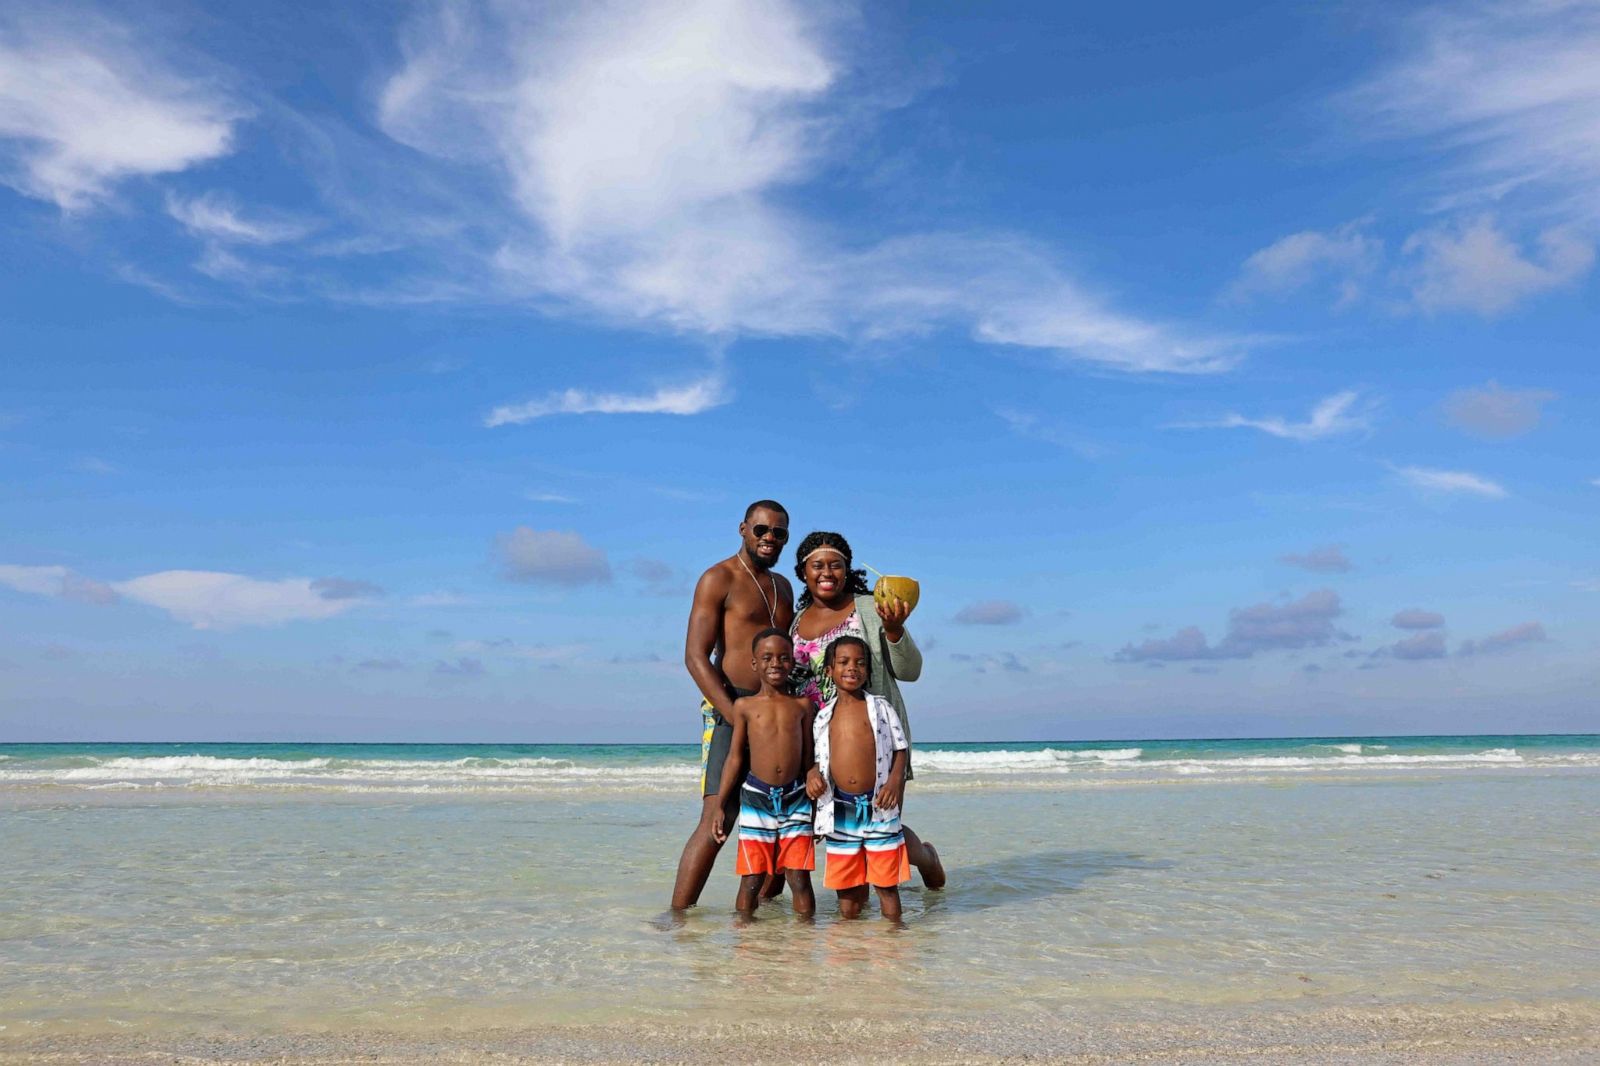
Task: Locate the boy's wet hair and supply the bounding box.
[823,634,871,672]
[744,499,789,521]
[792,530,871,610]
[751,626,793,651]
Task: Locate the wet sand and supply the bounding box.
[4,1002,1598,1065]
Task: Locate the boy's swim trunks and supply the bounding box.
[823,787,909,890]
[735,773,816,876]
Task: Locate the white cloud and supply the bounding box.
[166,191,314,244]
[486,372,727,427]
[1459,620,1548,656]
[1228,222,1382,303]
[1443,380,1557,439]
[953,600,1025,626]
[1392,464,1508,499]
[1115,589,1347,662]
[0,563,117,604]
[495,527,611,586]
[1350,2,1600,224]
[1386,630,1448,660]
[0,563,70,597]
[1402,218,1592,316]
[1392,608,1445,630]
[377,0,1249,373]
[113,571,360,629]
[1280,545,1353,573]
[992,407,1104,459]
[1175,390,1373,441]
[0,11,238,210]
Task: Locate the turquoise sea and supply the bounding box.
[3,734,1598,1054]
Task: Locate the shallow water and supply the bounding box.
[1,739,1597,1040]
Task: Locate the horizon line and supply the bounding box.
[3,731,1595,747]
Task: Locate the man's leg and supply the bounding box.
[671,790,740,910]
[874,885,903,921]
[836,885,868,919]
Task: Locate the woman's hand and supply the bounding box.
[876,594,911,643]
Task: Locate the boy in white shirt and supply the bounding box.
[805,635,910,919]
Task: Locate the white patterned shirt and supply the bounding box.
[811,692,908,836]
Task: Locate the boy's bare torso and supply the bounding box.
[736,692,813,784]
[828,694,878,794]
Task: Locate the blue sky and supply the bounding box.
[2,0,1597,742]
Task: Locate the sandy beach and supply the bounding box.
[5,1003,1599,1064]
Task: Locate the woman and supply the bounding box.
[791,530,945,889]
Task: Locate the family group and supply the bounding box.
[670,500,946,919]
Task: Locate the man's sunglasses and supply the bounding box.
[751,524,789,543]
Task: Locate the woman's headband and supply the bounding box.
[800,545,848,564]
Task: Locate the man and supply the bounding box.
[670,499,796,910]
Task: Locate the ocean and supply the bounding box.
[3,734,1598,1059]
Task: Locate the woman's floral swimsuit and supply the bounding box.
[790,608,865,710]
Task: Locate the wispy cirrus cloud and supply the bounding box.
[1173,390,1373,441]
[375,0,1251,374]
[993,407,1105,459]
[486,371,727,427]
[1349,1,1600,225]
[0,7,239,211]
[1391,464,1507,499]
[166,191,315,245]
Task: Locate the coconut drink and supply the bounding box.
[868,567,920,616]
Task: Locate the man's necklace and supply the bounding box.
[737,552,778,628]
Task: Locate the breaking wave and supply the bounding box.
[1,743,1594,794]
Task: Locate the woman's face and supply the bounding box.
[804,551,850,605]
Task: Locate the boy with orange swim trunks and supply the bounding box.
[805,635,911,920]
[710,628,816,915]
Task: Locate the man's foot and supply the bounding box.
[917,842,946,890]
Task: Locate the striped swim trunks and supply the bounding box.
[735,774,815,876]
[823,788,909,890]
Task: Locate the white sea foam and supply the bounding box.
[2,745,1594,793]
[914,748,1142,773]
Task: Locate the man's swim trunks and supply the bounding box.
[735,773,816,876]
[700,686,757,796]
[823,787,909,890]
